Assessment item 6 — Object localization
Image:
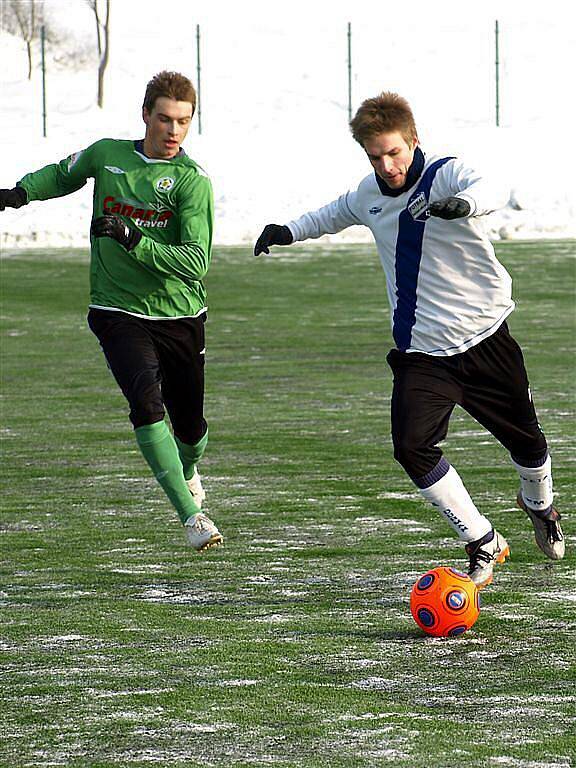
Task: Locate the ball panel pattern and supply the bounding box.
[416,573,436,591]
[410,566,480,637]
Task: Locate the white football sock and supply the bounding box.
[419,465,492,543]
[512,454,553,512]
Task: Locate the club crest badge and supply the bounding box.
[156,176,175,192]
[407,191,430,221]
[67,151,83,171]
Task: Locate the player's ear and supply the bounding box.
[142,107,150,125]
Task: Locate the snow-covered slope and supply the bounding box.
[1,0,575,247]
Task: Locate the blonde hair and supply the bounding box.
[350,92,417,145]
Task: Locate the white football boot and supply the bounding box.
[465,529,510,590]
[186,467,206,508]
[517,492,565,560]
[184,512,223,552]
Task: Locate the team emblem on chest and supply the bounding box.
[407,191,430,221]
[156,176,175,192]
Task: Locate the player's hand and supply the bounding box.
[0,187,28,211]
[429,197,471,220]
[91,214,142,251]
[254,224,293,256]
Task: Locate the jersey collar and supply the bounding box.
[133,139,186,162]
[374,146,425,197]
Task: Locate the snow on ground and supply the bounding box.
[1,0,575,248]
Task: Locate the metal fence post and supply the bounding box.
[495,20,500,127]
[196,24,202,135]
[41,25,47,137]
[347,22,352,122]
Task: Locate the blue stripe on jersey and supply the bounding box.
[392,157,455,351]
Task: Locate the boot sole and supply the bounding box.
[196,534,224,553]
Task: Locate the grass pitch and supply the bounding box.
[1,241,575,767]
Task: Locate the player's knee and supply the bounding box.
[126,372,165,428]
[393,437,419,472]
[393,435,434,477]
[504,418,548,461]
[173,420,207,447]
[129,402,165,429]
[510,435,548,466]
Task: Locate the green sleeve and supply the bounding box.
[18,143,99,202]
[131,173,213,281]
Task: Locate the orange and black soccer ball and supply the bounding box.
[410,566,480,637]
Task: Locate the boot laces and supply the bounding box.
[544,518,563,543]
[466,542,495,571]
[190,513,210,532]
[532,506,563,543]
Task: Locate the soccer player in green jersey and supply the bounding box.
[0,71,223,552]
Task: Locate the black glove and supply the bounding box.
[91,214,142,251]
[428,197,471,220]
[254,224,293,256]
[0,186,28,211]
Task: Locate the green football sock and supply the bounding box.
[175,429,209,481]
[135,420,199,524]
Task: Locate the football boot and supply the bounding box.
[184,512,223,552]
[465,528,510,590]
[517,492,565,560]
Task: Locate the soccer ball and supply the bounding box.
[410,566,480,637]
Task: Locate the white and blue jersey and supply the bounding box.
[286,149,513,356]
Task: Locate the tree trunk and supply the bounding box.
[28,1,35,79]
[94,0,102,57]
[26,40,33,79]
[97,0,110,108]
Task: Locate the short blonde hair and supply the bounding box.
[350,92,417,145]
[143,71,196,115]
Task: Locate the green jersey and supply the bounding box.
[18,138,214,318]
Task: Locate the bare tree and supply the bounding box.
[2,0,47,80]
[85,0,101,56]
[86,0,110,108]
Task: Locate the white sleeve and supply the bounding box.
[286,190,362,242]
[441,159,510,217]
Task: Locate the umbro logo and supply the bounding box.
[368,206,382,215]
[105,166,126,174]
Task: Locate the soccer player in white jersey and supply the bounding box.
[254,91,564,589]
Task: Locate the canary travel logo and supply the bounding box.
[156,176,175,192]
[102,195,173,228]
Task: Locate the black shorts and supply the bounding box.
[386,322,548,481]
[88,308,207,444]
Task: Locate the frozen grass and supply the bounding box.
[1,241,575,767]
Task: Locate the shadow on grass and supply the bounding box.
[292,627,425,642]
